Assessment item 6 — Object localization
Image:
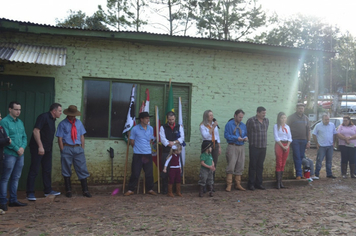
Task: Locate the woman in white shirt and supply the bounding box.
[273,112,292,189]
[200,110,221,188]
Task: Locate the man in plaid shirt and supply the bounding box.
[246,106,269,191]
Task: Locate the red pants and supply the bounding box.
[168,168,181,184]
[275,142,289,172]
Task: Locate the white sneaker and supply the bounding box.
[311,176,319,180]
[308,178,313,182]
[44,190,61,196]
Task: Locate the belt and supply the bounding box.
[203,140,217,143]
[281,141,289,143]
[63,143,81,147]
[228,143,243,146]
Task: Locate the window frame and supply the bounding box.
[81,77,192,142]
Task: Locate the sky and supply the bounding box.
[0,0,355,35]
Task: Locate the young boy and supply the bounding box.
[198,141,215,197]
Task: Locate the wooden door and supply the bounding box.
[0,74,54,190]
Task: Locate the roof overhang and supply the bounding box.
[0,18,336,59]
[0,43,66,66]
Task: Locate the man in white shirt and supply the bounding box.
[159,111,184,194]
[313,114,337,178]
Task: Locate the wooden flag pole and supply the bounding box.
[156,105,161,193]
[122,131,131,194]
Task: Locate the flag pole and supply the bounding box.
[155,105,161,193]
[178,96,186,185]
[122,84,136,194]
[122,131,131,194]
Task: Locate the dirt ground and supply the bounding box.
[1,148,356,236]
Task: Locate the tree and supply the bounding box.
[132,0,148,31]
[97,0,147,31]
[195,0,266,40]
[148,0,197,36]
[332,33,356,92]
[175,0,198,36]
[56,10,109,30]
[253,14,340,100]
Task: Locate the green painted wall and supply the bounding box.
[0,32,299,184]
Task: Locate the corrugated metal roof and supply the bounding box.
[0,43,66,66]
[0,18,336,55]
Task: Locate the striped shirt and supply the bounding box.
[246,116,269,148]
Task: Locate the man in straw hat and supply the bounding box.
[124,112,157,196]
[56,105,91,198]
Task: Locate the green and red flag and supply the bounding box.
[166,81,174,122]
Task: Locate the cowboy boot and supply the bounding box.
[176,183,183,197]
[276,171,281,189]
[64,177,72,198]
[341,163,347,178]
[208,185,213,197]
[167,184,174,197]
[225,174,233,192]
[350,164,356,178]
[199,185,204,197]
[235,175,246,191]
[80,178,92,198]
[280,171,286,188]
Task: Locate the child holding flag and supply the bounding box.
[163,144,182,197]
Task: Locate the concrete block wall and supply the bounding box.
[1,32,299,184]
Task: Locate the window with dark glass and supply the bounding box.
[83,79,191,141]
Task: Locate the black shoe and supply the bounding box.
[248,186,255,191]
[255,185,266,190]
[83,191,92,198]
[9,201,27,207]
[327,175,337,179]
[66,191,72,198]
[0,204,8,211]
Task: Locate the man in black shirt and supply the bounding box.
[26,103,62,201]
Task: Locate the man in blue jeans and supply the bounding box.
[287,103,311,180]
[313,114,337,178]
[0,101,27,211]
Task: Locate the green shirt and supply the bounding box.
[200,152,213,170]
[0,114,27,157]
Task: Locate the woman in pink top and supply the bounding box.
[337,115,356,178]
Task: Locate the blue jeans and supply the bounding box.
[0,154,24,204]
[315,146,334,177]
[291,139,307,177]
